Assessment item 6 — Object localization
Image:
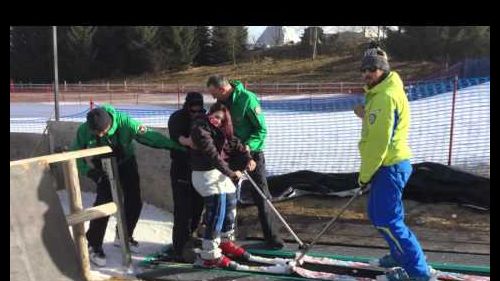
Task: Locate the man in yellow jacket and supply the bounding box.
[355,45,434,281]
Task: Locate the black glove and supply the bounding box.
[87,169,107,184]
[358,181,371,194]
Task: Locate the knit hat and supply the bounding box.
[87,108,112,132]
[361,44,390,72]
[184,92,204,108]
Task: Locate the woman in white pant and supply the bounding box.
[189,102,256,268]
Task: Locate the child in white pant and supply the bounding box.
[189,102,256,268]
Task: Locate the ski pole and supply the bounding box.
[294,185,369,264]
[243,170,305,248]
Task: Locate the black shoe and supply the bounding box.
[266,236,285,250]
[160,245,175,256]
[88,246,107,267]
[129,237,139,248]
[156,253,186,263]
[114,230,140,252]
[181,237,203,263]
[266,240,285,250]
[155,245,187,263]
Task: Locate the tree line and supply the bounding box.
[10,26,248,82]
[10,26,489,83]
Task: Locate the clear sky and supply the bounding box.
[247,26,267,43]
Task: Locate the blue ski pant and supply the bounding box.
[368,160,430,278]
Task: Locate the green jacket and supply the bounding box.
[358,71,412,184]
[226,80,267,152]
[71,104,185,176]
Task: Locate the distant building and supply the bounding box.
[253,26,397,49]
[255,26,302,48]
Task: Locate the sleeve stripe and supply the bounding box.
[390,109,399,142]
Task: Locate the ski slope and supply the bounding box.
[10,81,490,176]
[265,81,490,175]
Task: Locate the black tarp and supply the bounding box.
[238,162,489,211]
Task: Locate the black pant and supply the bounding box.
[170,160,204,255]
[86,157,142,249]
[242,151,283,243]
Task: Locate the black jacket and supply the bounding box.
[190,116,251,178]
[168,109,192,164]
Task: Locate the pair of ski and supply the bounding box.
[291,255,490,281]
[143,250,489,281]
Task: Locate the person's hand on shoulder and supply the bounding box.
[179,135,197,149]
[354,104,365,119]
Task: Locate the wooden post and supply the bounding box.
[102,157,132,269]
[63,159,91,281]
[10,146,112,167]
[66,202,117,226]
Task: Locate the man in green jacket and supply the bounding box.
[71,104,185,267]
[207,75,284,250]
[355,45,434,281]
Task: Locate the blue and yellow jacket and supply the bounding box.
[358,71,412,184]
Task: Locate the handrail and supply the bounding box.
[10,146,112,167]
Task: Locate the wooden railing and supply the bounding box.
[10,146,131,281]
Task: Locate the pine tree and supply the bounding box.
[211,26,247,65]
[194,26,214,65]
[59,26,97,81]
[300,26,325,59]
[125,26,160,74]
[158,26,198,70]
[91,26,130,77]
[385,26,490,63]
[10,26,53,82]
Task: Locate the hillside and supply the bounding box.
[105,55,442,84]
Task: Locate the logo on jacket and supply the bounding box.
[138,125,147,134]
[369,113,377,125]
[254,106,262,115]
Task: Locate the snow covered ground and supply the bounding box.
[264,81,490,175]
[56,189,173,280]
[11,81,490,176]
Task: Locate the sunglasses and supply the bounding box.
[361,67,378,73]
[189,108,204,114]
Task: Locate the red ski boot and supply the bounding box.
[220,240,251,260]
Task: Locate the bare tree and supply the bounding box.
[312,26,318,60]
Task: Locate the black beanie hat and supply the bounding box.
[87,108,112,132]
[184,92,204,108]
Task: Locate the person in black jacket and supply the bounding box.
[164,92,206,261]
[190,102,256,269]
